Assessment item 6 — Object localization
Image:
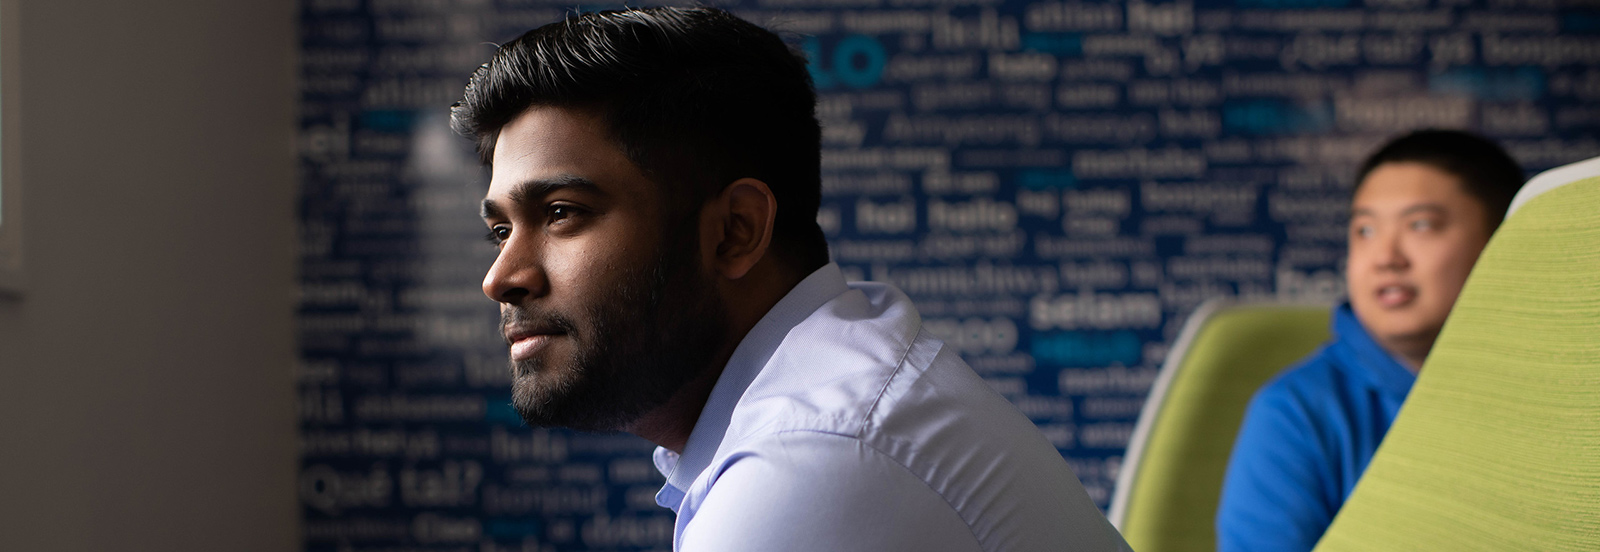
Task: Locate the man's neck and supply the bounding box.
[627,354,730,453]
[627,262,813,452]
[1380,334,1436,374]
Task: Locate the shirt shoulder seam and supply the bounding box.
[855,326,926,439]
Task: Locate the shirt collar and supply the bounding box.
[653,263,851,511]
[1329,302,1417,399]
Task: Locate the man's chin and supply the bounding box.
[508,369,674,433]
[509,370,595,429]
[1372,322,1445,351]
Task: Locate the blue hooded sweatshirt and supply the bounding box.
[1216,303,1417,552]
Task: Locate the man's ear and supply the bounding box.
[707,177,777,280]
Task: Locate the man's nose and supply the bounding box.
[483,243,547,304]
[1373,231,1410,271]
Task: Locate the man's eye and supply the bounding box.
[1352,224,1374,238]
[485,226,511,245]
[1410,219,1436,231]
[547,204,580,224]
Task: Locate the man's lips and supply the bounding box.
[504,328,562,361]
[1375,283,1417,308]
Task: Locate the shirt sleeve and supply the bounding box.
[1215,384,1337,552]
[678,431,983,552]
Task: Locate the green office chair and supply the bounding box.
[1314,158,1600,551]
[1110,299,1332,552]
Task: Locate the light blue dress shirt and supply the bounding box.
[652,263,1130,552]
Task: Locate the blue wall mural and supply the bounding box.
[296,0,1600,549]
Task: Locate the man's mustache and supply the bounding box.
[500,306,578,344]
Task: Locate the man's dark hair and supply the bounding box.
[452,6,829,273]
[1354,129,1526,229]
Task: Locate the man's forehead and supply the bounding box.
[1357,164,1475,203]
[482,105,662,216]
[492,107,597,165]
[487,108,614,193]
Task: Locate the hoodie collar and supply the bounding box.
[1328,302,1417,399]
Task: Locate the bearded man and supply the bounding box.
[453,7,1129,552]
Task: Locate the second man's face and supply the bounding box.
[1346,162,1493,367]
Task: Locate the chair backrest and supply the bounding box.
[1111,298,1331,552]
[1313,165,1600,551]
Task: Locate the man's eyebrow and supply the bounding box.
[1400,203,1447,217]
[481,175,607,219]
[1350,203,1447,219]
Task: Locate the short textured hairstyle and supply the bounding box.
[1354,129,1527,230]
[451,7,829,272]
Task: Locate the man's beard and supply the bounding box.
[504,239,728,433]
